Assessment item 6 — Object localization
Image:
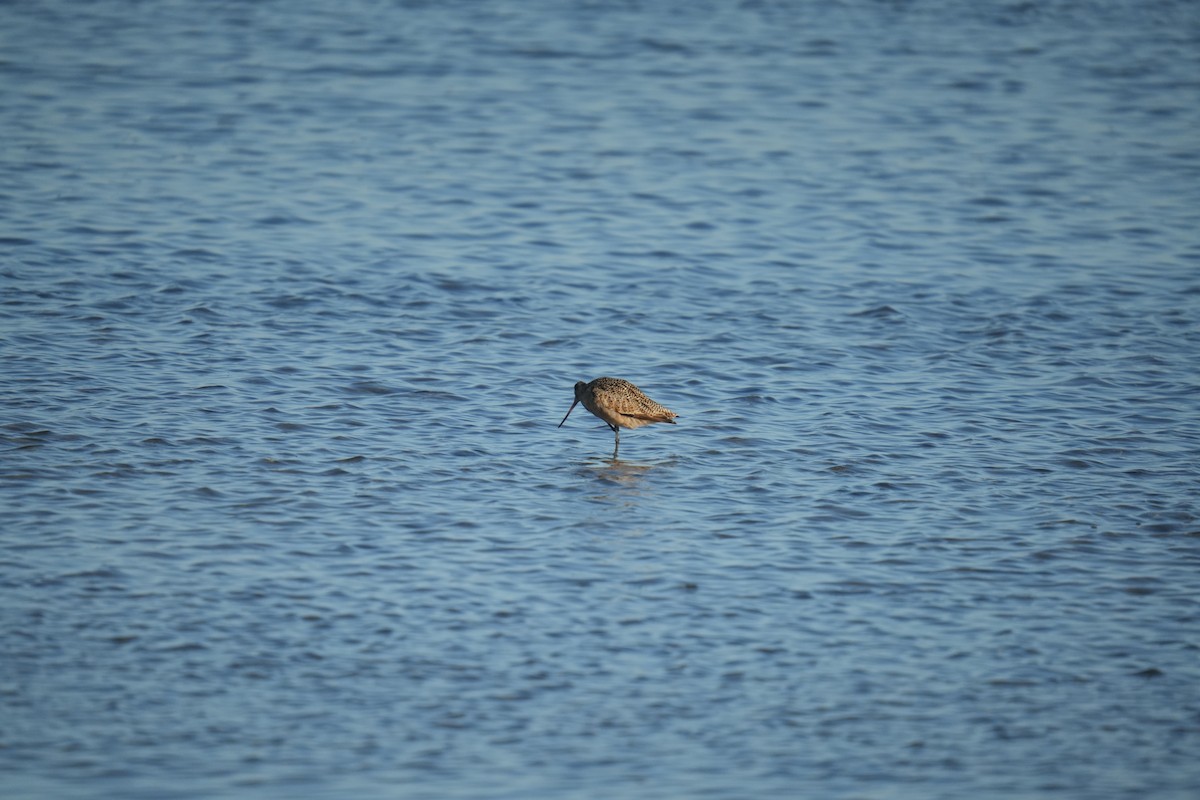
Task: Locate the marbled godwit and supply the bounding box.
[557,377,677,454]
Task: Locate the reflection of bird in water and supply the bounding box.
[558,377,678,456]
[593,459,656,486]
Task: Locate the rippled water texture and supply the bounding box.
[3,1,1199,798]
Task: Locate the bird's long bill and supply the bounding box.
[557,399,579,428]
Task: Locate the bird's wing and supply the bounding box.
[624,409,677,423]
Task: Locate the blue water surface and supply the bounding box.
[2,1,1199,798]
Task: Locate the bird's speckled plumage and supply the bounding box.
[558,377,677,454]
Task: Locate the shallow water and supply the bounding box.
[3,1,1200,798]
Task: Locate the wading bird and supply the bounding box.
[558,377,677,455]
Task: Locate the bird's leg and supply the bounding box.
[613,427,620,456]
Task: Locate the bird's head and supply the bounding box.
[559,380,588,428]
